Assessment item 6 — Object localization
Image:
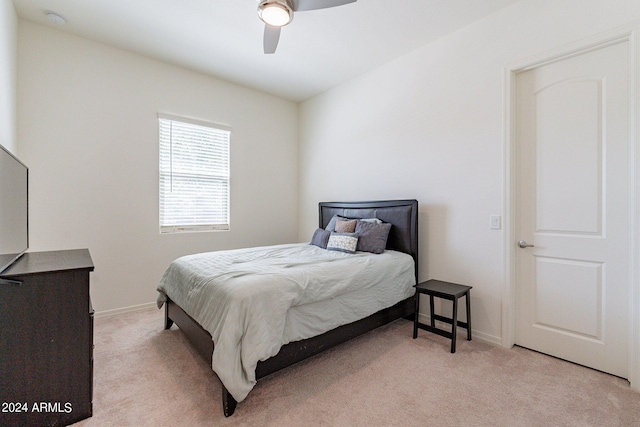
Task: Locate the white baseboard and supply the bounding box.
[94,304,502,346]
[417,312,502,347]
[94,302,157,318]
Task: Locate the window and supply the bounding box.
[159,115,230,233]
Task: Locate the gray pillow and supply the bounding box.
[355,221,391,254]
[325,214,348,232]
[310,228,331,249]
[326,214,381,231]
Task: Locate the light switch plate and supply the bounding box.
[490,215,501,230]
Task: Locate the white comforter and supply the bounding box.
[156,243,415,402]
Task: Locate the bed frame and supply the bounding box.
[163,199,419,416]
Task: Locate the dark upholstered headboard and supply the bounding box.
[318,200,418,281]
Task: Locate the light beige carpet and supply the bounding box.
[74,308,640,426]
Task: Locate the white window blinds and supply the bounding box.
[159,116,230,233]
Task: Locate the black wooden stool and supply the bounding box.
[413,279,472,353]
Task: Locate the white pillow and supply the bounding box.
[326,232,359,254]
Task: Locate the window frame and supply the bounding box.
[158,114,231,234]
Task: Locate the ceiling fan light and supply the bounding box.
[258,2,292,27]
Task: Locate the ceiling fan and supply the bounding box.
[257,0,357,54]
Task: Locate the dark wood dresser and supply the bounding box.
[0,249,94,427]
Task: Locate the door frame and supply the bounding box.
[502,25,640,389]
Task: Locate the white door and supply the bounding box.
[515,40,630,378]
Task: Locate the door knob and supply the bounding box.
[518,240,534,248]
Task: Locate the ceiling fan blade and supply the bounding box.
[263,24,281,54]
[292,0,356,12]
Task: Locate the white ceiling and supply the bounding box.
[13,0,520,102]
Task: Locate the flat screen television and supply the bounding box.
[0,143,28,274]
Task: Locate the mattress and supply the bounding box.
[156,243,415,402]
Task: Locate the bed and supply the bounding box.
[157,199,419,416]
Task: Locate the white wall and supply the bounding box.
[0,0,16,154]
[17,21,299,313]
[298,0,640,344]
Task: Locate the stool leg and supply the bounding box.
[451,297,458,353]
[413,293,420,339]
[429,295,435,327]
[466,291,472,341]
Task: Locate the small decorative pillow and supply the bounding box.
[325,214,348,232]
[326,232,359,254]
[335,219,357,233]
[326,215,381,231]
[355,220,392,254]
[310,228,331,249]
